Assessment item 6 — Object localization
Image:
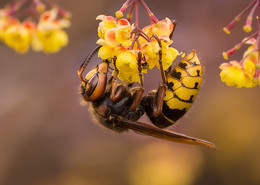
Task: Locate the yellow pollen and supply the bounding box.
[243,25,252,33]
[223,27,230,34]
[222,52,228,60]
[234,45,240,50]
[235,17,240,22]
[116,11,123,18]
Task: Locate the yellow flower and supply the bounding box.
[117,18,131,27]
[98,45,115,59]
[0,16,7,40]
[98,45,127,60]
[219,60,257,88]
[104,27,120,47]
[4,23,32,53]
[116,51,140,83]
[115,26,132,47]
[33,8,70,53]
[97,16,132,47]
[220,37,259,88]
[243,59,258,87]
[0,16,19,41]
[96,15,116,39]
[145,40,179,70]
[35,27,68,53]
[142,17,174,38]
[220,61,245,88]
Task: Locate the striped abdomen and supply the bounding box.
[162,50,202,126]
[142,50,202,128]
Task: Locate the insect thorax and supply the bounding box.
[90,89,145,133]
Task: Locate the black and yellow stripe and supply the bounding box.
[162,50,202,124]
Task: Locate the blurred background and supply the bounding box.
[1,0,260,185]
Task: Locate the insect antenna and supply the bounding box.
[78,45,102,82]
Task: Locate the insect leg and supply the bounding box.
[131,52,145,111]
[150,35,167,116]
[109,70,126,102]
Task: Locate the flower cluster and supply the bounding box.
[220,40,258,88]
[95,0,179,84]
[220,0,260,88]
[0,0,71,54]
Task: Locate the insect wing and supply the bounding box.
[119,119,217,149]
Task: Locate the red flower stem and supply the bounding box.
[128,0,135,7]
[127,2,135,22]
[42,0,70,18]
[29,3,41,19]
[257,0,260,66]
[232,31,257,48]
[129,32,138,50]
[135,0,139,27]
[139,33,150,42]
[254,69,260,80]
[138,27,151,41]
[238,31,258,47]
[118,0,131,14]
[258,0,260,37]
[139,0,158,23]
[57,7,70,18]
[8,0,29,15]
[225,0,257,31]
[9,0,40,21]
[248,0,258,20]
[245,0,259,29]
[236,0,257,20]
[225,31,257,59]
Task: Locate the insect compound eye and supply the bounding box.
[85,67,98,81]
[81,62,108,101]
[85,74,99,97]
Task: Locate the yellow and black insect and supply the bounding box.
[78,43,216,149]
[143,50,202,128]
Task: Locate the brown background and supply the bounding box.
[0,0,260,185]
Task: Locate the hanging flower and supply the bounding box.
[4,22,32,53]
[221,0,260,88]
[0,0,71,54]
[116,51,140,83]
[219,60,258,88]
[115,25,133,46]
[97,15,117,39]
[145,39,179,70]
[93,1,182,84]
[143,17,174,38]
[32,8,70,53]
